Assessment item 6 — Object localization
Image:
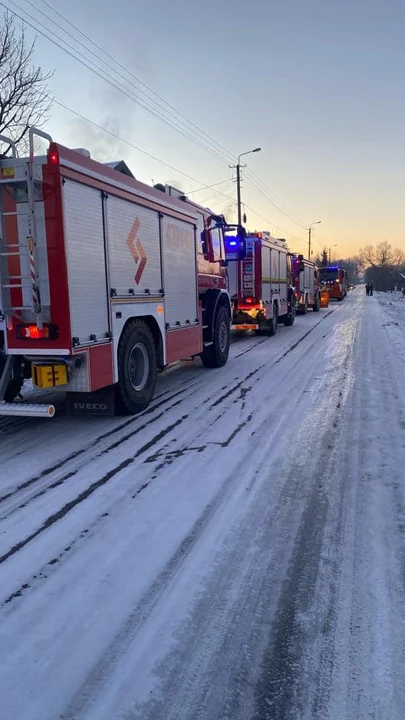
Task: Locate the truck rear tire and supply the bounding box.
[302,297,308,315]
[200,305,230,368]
[115,320,157,415]
[313,294,320,312]
[268,304,278,336]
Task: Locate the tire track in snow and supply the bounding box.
[0,413,190,565]
[0,334,262,438]
[60,412,277,720]
[61,310,346,720]
[0,310,338,571]
[0,329,301,513]
[129,315,354,720]
[0,384,197,510]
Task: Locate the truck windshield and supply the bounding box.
[319,269,338,281]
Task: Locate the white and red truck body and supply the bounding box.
[228,231,296,334]
[0,129,244,417]
[291,254,321,313]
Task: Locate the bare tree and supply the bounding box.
[316,248,329,267]
[359,241,405,269]
[360,241,405,290]
[0,12,53,156]
[359,244,376,267]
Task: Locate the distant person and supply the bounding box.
[370,282,374,296]
[365,283,370,296]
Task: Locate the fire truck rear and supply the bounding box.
[228,231,296,335]
[291,254,321,313]
[0,129,245,417]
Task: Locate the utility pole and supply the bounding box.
[231,148,261,227]
[236,162,242,226]
[308,220,321,259]
[329,244,337,263]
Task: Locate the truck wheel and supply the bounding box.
[302,297,308,315]
[268,304,278,336]
[283,295,296,326]
[313,294,320,312]
[200,305,230,368]
[115,320,157,415]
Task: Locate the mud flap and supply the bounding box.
[67,386,116,416]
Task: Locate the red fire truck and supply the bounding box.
[228,231,296,335]
[0,128,245,417]
[318,265,348,301]
[291,254,321,313]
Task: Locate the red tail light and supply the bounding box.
[16,324,59,340]
[48,145,59,165]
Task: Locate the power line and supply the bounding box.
[50,101,306,245]
[35,0,236,166]
[188,179,234,194]
[51,100,222,189]
[3,0,231,165]
[240,169,308,231]
[3,0,314,237]
[14,0,310,232]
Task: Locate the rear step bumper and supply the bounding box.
[0,402,55,418]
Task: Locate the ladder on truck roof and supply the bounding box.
[0,128,52,330]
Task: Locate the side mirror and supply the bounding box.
[200,229,214,262]
[299,261,305,272]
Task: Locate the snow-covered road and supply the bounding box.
[1,288,405,720]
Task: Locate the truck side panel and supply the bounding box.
[63,179,110,346]
[279,251,287,297]
[261,244,271,304]
[106,196,162,298]
[161,214,198,329]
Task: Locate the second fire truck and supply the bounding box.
[228,231,296,335]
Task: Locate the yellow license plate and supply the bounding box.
[32,364,68,388]
[1,167,15,178]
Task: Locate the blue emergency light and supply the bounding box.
[223,225,247,261]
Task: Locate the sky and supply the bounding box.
[4,0,405,259]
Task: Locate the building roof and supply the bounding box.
[104,160,135,178]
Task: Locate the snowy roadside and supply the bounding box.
[375,290,405,367]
